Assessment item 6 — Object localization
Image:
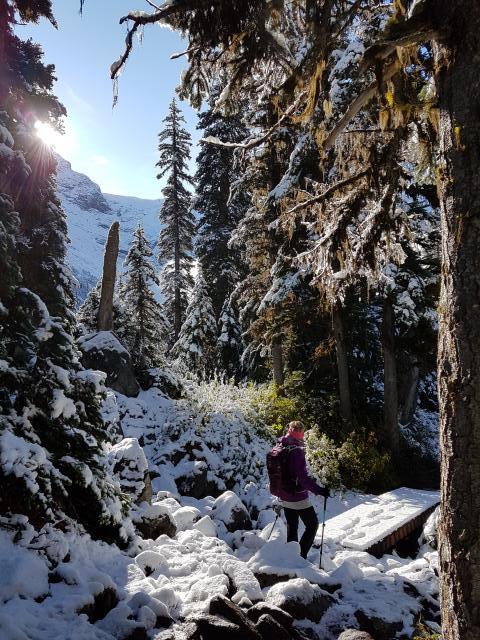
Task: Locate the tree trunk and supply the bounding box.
[271,337,285,392]
[433,5,480,638]
[399,356,419,426]
[98,221,119,331]
[332,304,352,427]
[382,299,399,456]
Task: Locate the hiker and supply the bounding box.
[268,420,329,559]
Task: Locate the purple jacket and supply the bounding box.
[276,434,324,502]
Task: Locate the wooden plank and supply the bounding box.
[366,503,438,557]
[323,488,440,554]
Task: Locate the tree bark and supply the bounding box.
[332,304,352,427]
[98,221,119,331]
[399,356,419,426]
[271,337,285,392]
[382,299,400,456]
[433,5,480,638]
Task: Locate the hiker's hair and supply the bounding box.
[288,420,304,432]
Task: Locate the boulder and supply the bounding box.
[193,515,217,537]
[176,466,222,499]
[354,610,404,640]
[255,614,291,640]
[193,614,248,640]
[173,506,201,531]
[266,578,334,624]
[223,559,263,604]
[132,503,177,540]
[209,595,262,639]
[78,331,139,397]
[247,602,293,629]
[78,587,119,623]
[212,491,252,532]
[146,367,184,398]
[108,438,152,504]
[337,631,375,640]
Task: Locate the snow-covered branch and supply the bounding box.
[200,92,306,150]
[286,169,370,216]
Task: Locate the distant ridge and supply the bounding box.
[55,155,162,304]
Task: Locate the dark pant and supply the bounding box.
[284,506,319,559]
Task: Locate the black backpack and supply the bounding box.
[266,442,298,496]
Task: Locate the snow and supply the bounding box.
[78,331,128,355]
[55,155,162,303]
[0,372,440,640]
[0,531,49,602]
[172,506,201,531]
[193,515,217,537]
[323,487,440,551]
[211,490,248,527]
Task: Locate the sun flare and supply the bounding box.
[34,120,74,157]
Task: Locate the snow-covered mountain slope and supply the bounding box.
[55,155,162,304]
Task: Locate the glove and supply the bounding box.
[318,486,330,498]
[273,502,283,516]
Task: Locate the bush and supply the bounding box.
[305,430,341,489]
[251,371,325,436]
[305,427,392,492]
[337,429,392,492]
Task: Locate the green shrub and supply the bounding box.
[337,429,392,492]
[306,427,392,492]
[305,430,341,489]
[251,371,324,436]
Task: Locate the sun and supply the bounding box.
[34,120,74,157]
[35,121,61,146]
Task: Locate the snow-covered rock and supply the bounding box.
[266,578,334,623]
[173,506,201,531]
[78,331,140,397]
[108,437,151,504]
[131,502,177,540]
[193,515,217,537]
[337,631,374,640]
[212,491,252,533]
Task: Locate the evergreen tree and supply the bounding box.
[76,279,101,334]
[116,225,167,370]
[0,0,125,543]
[156,98,195,342]
[217,296,243,378]
[194,97,248,317]
[171,266,217,377]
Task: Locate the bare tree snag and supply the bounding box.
[98,221,119,331]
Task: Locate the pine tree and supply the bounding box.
[116,225,167,370]
[0,0,125,543]
[156,98,195,342]
[171,266,217,377]
[217,296,243,378]
[194,97,248,317]
[76,279,101,334]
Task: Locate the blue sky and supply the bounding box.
[21,1,199,199]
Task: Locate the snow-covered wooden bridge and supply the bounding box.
[324,487,440,557]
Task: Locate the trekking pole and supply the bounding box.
[267,513,279,541]
[267,503,282,541]
[319,495,328,569]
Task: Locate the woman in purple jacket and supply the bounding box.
[277,421,329,559]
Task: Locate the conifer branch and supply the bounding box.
[285,170,370,216]
[200,92,306,150]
